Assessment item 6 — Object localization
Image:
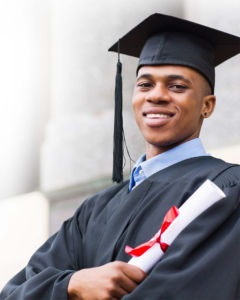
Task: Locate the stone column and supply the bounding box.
[0,0,50,199]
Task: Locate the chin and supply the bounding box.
[143,129,199,150]
[145,134,176,147]
[145,135,188,152]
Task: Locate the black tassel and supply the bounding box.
[112,41,123,183]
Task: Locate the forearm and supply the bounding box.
[0,268,74,300]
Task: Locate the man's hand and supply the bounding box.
[68,261,147,300]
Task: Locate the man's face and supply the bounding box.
[132,65,214,158]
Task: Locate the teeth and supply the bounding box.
[146,113,170,118]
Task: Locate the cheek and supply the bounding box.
[178,96,202,118]
[180,104,202,128]
[132,95,142,114]
[132,99,145,130]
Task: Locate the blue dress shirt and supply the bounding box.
[129,138,209,191]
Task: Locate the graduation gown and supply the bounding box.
[1,156,240,300]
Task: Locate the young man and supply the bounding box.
[1,13,240,300]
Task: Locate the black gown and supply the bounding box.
[1,156,240,300]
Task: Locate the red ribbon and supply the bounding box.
[125,206,179,257]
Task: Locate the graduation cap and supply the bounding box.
[109,13,240,183]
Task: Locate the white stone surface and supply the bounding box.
[210,143,240,165]
[0,192,49,291]
[0,0,50,199]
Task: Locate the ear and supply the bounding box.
[201,95,216,118]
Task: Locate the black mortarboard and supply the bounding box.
[109,13,240,183]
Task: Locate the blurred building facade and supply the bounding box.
[0,0,239,290]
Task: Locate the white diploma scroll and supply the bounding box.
[128,179,226,273]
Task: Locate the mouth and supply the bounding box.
[143,113,174,119]
[142,111,175,127]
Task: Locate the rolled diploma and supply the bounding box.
[128,179,226,272]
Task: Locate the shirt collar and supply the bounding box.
[129,138,209,190]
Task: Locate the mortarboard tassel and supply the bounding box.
[112,40,123,183]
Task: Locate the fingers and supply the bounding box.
[114,261,147,283]
[117,274,138,293]
[110,285,128,299]
[105,264,137,294]
[67,261,147,300]
[109,261,146,294]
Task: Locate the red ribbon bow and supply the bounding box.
[125,206,179,257]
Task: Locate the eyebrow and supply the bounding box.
[137,73,192,85]
[136,73,153,80]
[167,75,192,85]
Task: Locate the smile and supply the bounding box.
[145,113,172,119]
[142,111,174,127]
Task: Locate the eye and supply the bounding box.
[168,84,188,92]
[137,82,153,89]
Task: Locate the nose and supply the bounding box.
[146,84,171,104]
